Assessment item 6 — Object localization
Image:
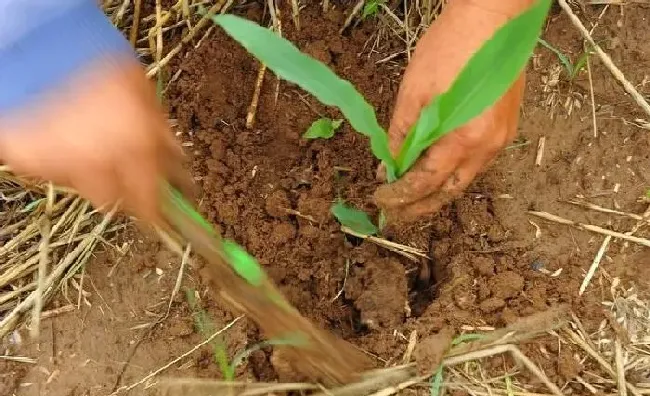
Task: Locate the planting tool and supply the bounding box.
[159,183,372,384]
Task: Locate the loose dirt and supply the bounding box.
[4,2,650,395]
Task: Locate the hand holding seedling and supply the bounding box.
[0,58,190,224]
[374,0,534,221]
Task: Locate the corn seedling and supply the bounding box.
[303,117,344,139]
[538,38,591,80]
[210,0,551,235]
[185,287,307,381]
[430,365,444,396]
[185,287,233,380]
[430,333,483,395]
[362,0,386,19]
[158,1,551,379]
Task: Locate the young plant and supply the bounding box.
[331,200,378,236]
[362,0,386,19]
[185,287,234,380]
[303,117,343,139]
[538,38,590,80]
[210,0,551,235]
[185,288,306,380]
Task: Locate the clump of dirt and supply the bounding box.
[414,327,455,375]
[344,252,408,331]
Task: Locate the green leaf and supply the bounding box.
[185,288,233,380]
[451,333,485,346]
[430,365,444,396]
[394,97,441,179]
[571,48,591,80]
[438,0,551,133]
[20,198,44,213]
[222,240,264,286]
[396,0,552,177]
[331,201,378,236]
[538,38,574,77]
[303,118,343,139]
[211,14,397,181]
[362,0,385,19]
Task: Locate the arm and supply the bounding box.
[0,0,135,114]
[0,1,190,224]
[375,0,537,220]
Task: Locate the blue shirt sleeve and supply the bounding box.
[0,1,137,116]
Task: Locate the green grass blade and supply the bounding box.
[331,200,378,236]
[362,0,385,19]
[394,97,441,178]
[185,288,234,380]
[211,14,397,180]
[430,365,444,396]
[303,118,343,139]
[451,333,485,345]
[437,0,551,134]
[222,240,264,286]
[538,38,574,76]
[571,48,591,80]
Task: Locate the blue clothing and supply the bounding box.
[0,1,136,115]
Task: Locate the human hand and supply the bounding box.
[0,58,191,225]
[374,0,530,221]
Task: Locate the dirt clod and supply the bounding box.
[414,327,455,376]
[489,271,525,300]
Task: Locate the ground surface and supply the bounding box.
[3,2,650,395]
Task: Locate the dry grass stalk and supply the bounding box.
[528,210,650,248]
[129,0,142,45]
[145,0,233,78]
[579,235,612,295]
[565,199,646,222]
[290,0,300,30]
[1,167,121,340]
[340,225,429,261]
[535,136,546,166]
[152,310,568,396]
[340,0,365,34]
[246,63,268,129]
[615,339,628,396]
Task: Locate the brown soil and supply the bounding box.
[4,2,650,395]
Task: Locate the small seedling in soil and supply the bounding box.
[430,365,444,396]
[185,287,307,381]
[362,0,386,19]
[538,38,591,80]
[303,117,344,139]
[211,0,552,235]
[185,287,233,380]
[331,200,378,236]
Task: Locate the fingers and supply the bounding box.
[384,151,495,221]
[70,160,120,213]
[374,133,464,209]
